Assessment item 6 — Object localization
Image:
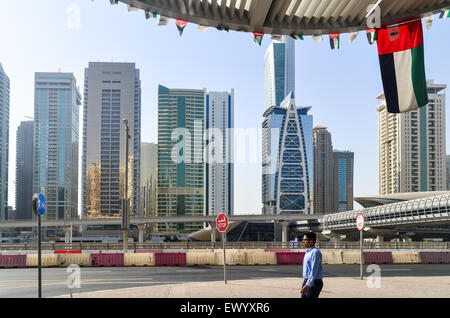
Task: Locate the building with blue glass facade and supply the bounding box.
[333,151,354,212]
[33,73,81,224]
[262,93,311,215]
[157,85,205,234]
[0,63,9,220]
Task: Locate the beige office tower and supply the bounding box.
[377,81,447,194]
[313,126,334,214]
[82,62,141,219]
[141,142,157,218]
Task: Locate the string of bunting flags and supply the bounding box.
[106,1,449,48]
[104,0,448,114]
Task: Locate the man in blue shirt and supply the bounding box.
[301,232,323,299]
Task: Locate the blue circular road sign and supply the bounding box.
[36,194,47,216]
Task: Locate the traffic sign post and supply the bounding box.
[32,193,46,298]
[356,213,365,280]
[216,213,229,285]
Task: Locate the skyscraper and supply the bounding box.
[313,126,334,214]
[333,151,354,212]
[82,62,141,219]
[262,93,311,215]
[157,85,205,234]
[0,63,9,220]
[15,121,34,220]
[33,73,81,224]
[377,81,447,194]
[205,90,234,216]
[264,36,295,110]
[141,142,157,218]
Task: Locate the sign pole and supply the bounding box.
[360,229,363,280]
[222,232,227,285]
[38,213,42,298]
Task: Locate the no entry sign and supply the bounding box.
[356,213,365,231]
[216,213,229,233]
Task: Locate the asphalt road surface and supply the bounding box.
[0,264,449,298]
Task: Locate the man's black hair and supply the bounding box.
[302,232,316,244]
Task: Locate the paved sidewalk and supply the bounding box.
[58,276,450,298]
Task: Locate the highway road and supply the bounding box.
[0,264,449,298]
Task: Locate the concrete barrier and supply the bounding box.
[322,250,343,265]
[363,252,393,264]
[342,251,361,264]
[275,252,305,265]
[155,253,187,266]
[61,254,92,267]
[392,252,421,264]
[215,252,247,266]
[246,252,277,265]
[186,252,216,266]
[419,252,450,264]
[124,253,155,266]
[92,253,124,267]
[0,255,27,268]
[26,254,62,267]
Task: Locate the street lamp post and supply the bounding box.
[122,118,131,254]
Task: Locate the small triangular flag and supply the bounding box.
[157,16,169,26]
[176,19,188,36]
[127,5,139,12]
[349,32,359,44]
[424,15,434,29]
[290,34,304,40]
[253,32,264,46]
[439,8,450,18]
[366,29,377,45]
[329,33,340,49]
[271,35,283,43]
[312,35,323,42]
[109,0,118,5]
[198,25,209,32]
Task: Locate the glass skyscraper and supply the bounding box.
[264,36,295,110]
[262,94,311,214]
[33,73,81,224]
[0,63,9,220]
[15,121,34,220]
[82,62,141,219]
[333,151,354,212]
[157,85,205,234]
[205,90,234,216]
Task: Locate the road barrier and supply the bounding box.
[419,252,450,264]
[186,252,216,266]
[215,252,247,266]
[275,252,305,265]
[363,252,393,264]
[0,255,27,268]
[322,250,343,264]
[392,252,421,264]
[155,253,186,266]
[26,254,62,267]
[246,252,277,265]
[61,254,91,267]
[91,253,124,267]
[124,253,155,266]
[342,251,361,264]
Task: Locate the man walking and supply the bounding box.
[301,232,323,299]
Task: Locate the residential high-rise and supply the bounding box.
[157,85,205,234]
[446,155,450,190]
[15,121,34,220]
[0,63,9,220]
[262,93,311,215]
[264,36,295,110]
[313,126,334,214]
[33,73,81,225]
[205,90,234,216]
[82,62,141,219]
[141,142,157,218]
[333,151,354,212]
[377,81,447,194]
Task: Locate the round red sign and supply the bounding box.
[356,213,365,231]
[216,213,229,233]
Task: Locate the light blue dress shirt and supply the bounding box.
[302,246,323,287]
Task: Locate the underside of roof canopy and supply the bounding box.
[120,0,450,35]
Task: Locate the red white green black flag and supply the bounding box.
[329,33,340,49]
[377,20,428,113]
[176,19,188,36]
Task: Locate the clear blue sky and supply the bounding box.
[0,0,449,214]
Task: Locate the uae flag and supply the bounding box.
[329,33,340,49]
[377,20,428,113]
[176,19,188,36]
[440,8,450,18]
[366,29,377,45]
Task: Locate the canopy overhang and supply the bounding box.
[121,0,450,35]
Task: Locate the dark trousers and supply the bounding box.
[301,279,323,299]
